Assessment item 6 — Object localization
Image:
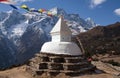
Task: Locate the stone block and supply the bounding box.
[50,57,65,63]
[39,63,48,69]
[40,56,49,62]
[49,63,64,70]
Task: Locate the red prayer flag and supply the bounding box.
[0,0,8,2]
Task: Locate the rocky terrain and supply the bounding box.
[73,22,120,57]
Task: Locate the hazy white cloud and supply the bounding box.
[114,8,120,16]
[12,0,32,3]
[90,0,106,8]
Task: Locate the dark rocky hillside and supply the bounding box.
[0,31,15,69]
[73,22,120,57]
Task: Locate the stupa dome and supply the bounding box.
[41,16,82,55]
[41,42,82,55]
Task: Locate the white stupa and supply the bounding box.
[41,16,82,55]
[27,16,95,76]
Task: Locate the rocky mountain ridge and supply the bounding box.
[75,22,120,56]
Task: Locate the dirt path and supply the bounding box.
[0,65,33,78]
[73,74,119,78]
[101,56,120,63]
[0,65,119,78]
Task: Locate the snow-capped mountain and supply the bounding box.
[0,7,97,69]
[86,17,97,28]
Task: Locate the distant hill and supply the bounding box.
[74,22,120,56]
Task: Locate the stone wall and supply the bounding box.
[27,53,95,76]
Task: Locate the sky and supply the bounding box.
[0,0,120,26]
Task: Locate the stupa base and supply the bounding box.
[27,52,95,76]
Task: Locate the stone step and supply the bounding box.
[40,53,83,57]
[35,65,95,76]
[49,57,65,63]
[63,65,95,75]
[38,62,93,71]
[64,56,84,59]
[37,65,95,74]
[63,64,90,71]
[65,59,86,63]
[39,53,86,63]
[48,63,64,70]
[39,61,89,65]
[49,56,86,63]
[49,56,84,59]
[63,62,89,66]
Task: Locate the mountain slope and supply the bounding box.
[75,22,120,56]
[15,25,49,64]
[0,31,15,69]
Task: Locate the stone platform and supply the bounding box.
[26,53,95,76]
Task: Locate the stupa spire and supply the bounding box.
[51,16,72,42]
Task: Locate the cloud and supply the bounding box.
[90,0,106,8]
[12,0,32,3]
[114,8,120,16]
